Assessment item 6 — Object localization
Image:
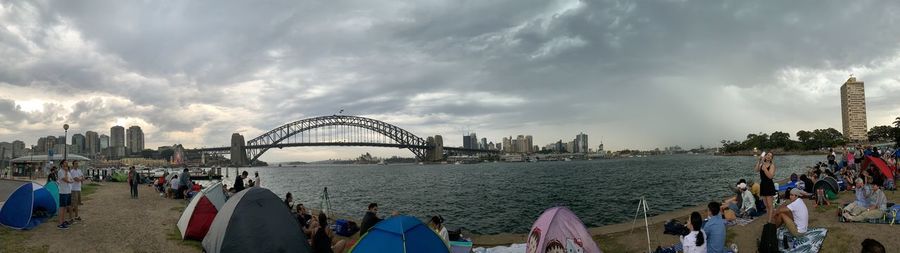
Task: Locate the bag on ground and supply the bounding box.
[758,223,778,253]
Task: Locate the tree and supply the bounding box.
[895,116,900,147]
[769,131,792,149]
[868,125,895,142]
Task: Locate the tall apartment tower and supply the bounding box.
[840,77,867,141]
[126,126,144,154]
[84,131,99,158]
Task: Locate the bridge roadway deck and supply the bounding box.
[192,142,497,154]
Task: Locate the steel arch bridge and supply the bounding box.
[194,115,499,165]
[245,115,429,164]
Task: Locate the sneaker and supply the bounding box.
[74,217,82,221]
[57,223,69,229]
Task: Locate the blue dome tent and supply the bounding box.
[0,181,58,230]
[350,215,450,253]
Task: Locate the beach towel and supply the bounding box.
[777,227,827,253]
[473,243,526,253]
[725,217,756,227]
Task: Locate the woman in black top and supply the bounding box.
[311,212,346,253]
[756,152,776,222]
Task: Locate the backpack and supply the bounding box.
[758,223,778,253]
[754,194,766,213]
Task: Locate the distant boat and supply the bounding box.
[563,158,572,162]
[454,161,462,165]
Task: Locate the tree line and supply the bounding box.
[720,117,900,153]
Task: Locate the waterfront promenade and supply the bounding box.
[2,180,898,252]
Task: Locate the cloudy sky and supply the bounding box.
[1,0,900,162]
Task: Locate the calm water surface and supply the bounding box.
[218,155,820,235]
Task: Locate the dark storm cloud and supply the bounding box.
[1,0,900,157]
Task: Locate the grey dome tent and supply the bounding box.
[813,176,839,196]
[202,187,311,253]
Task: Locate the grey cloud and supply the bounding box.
[1,0,900,158]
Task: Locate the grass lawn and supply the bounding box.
[165,202,202,251]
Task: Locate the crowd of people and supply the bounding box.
[280,193,452,253]
[663,147,895,252]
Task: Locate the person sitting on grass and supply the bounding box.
[772,188,808,237]
[680,211,707,253]
[843,178,887,222]
[311,212,347,253]
[843,178,871,217]
[730,182,757,217]
[702,202,725,253]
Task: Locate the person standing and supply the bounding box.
[56,161,73,229]
[179,168,191,199]
[253,171,261,188]
[70,161,84,222]
[756,152,777,222]
[233,171,247,193]
[127,166,139,199]
[827,149,836,170]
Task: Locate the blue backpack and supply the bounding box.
[891,204,900,224]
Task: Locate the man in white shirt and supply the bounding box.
[56,161,74,229]
[70,161,84,222]
[253,171,261,188]
[773,188,808,236]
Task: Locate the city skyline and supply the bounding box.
[2,1,900,162]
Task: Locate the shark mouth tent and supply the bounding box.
[202,187,311,253]
[525,206,601,253]
[350,215,450,253]
[861,156,896,180]
[178,182,227,240]
[0,181,58,230]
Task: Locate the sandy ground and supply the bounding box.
[471,190,900,253]
[18,182,198,253]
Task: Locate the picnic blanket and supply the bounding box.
[838,203,898,225]
[777,227,827,253]
[473,243,526,253]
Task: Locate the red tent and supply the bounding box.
[860,156,895,180]
[178,182,227,240]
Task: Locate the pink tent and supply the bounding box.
[525,207,601,253]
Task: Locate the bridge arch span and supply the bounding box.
[245,115,428,164]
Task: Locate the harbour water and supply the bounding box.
[219,155,820,235]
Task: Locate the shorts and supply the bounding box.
[72,191,82,206]
[60,194,72,207]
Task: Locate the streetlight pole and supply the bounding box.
[63,124,69,161]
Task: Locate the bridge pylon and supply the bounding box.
[231,133,249,167]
